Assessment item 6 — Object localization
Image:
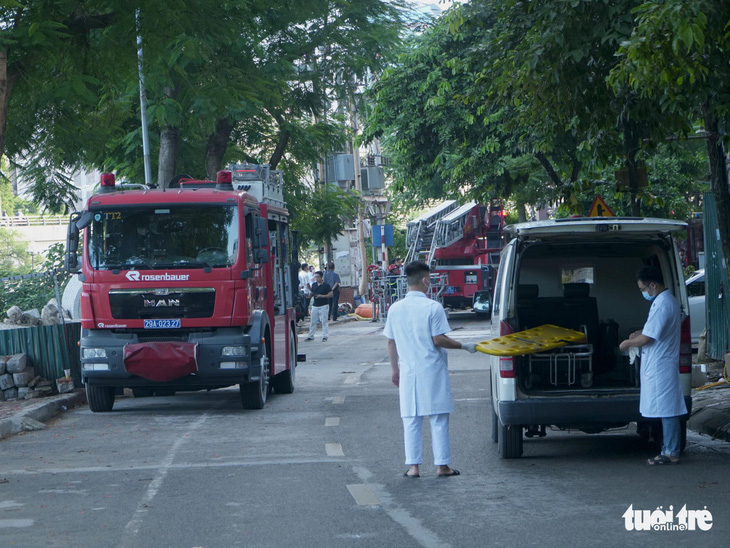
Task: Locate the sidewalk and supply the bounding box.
[0,388,87,440]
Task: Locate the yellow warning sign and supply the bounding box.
[475,325,587,356]
[588,194,615,217]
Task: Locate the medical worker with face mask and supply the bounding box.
[619,266,687,465]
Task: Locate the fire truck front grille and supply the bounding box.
[109,288,215,319]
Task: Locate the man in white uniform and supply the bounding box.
[619,266,687,465]
[384,261,477,478]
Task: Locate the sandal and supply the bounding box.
[647,454,679,465]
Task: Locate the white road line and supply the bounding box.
[344,375,357,384]
[0,519,34,528]
[0,457,347,477]
[351,466,450,548]
[325,417,341,427]
[346,484,380,506]
[325,443,344,457]
[119,412,211,547]
[0,501,23,509]
[332,396,345,404]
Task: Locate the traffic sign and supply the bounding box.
[588,195,615,217]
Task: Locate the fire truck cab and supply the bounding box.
[65,167,301,412]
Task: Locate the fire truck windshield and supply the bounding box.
[88,204,240,270]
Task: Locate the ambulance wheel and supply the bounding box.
[273,328,296,395]
[498,421,523,459]
[240,334,270,410]
[87,384,115,412]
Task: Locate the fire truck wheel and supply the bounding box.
[240,334,271,410]
[273,327,296,394]
[86,384,115,412]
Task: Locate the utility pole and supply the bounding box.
[136,9,153,188]
[349,87,369,298]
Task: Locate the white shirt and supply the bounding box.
[298,271,311,296]
[383,291,453,417]
[639,290,687,418]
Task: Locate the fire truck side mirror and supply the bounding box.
[252,217,270,264]
[65,211,93,272]
[253,248,270,264]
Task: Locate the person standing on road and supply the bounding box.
[299,263,312,316]
[324,262,341,321]
[619,265,687,465]
[306,271,333,342]
[383,261,477,478]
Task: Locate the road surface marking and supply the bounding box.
[325,443,344,457]
[351,466,450,548]
[347,484,380,506]
[344,375,357,384]
[0,519,34,528]
[333,396,345,404]
[325,417,340,427]
[0,501,22,509]
[120,411,213,547]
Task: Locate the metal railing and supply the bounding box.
[0,214,67,227]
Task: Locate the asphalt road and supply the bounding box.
[0,314,728,547]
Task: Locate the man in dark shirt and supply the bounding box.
[324,262,342,321]
[306,271,333,342]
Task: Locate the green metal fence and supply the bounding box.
[0,322,81,384]
[702,192,730,360]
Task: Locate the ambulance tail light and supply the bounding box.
[99,173,115,193]
[499,320,515,378]
[679,316,692,374]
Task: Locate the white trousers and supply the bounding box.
[402,413,451,466]
[308,304,329,339]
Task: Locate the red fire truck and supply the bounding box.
[405,201,505,316]
[65,165,301,412]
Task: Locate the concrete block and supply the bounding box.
[17,386,31,398]
[3,387,18,399]
[28,375,42,388]
[56,378,75,394]
[0,373,14,390]
[12,367,35,387]
[691,364,708,388]
[6,353,28,374]
[0,355,7,375]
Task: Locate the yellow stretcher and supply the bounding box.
[476,324,587,356]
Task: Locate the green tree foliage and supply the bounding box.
[287,183,359,253]
[610,0,730,272]
[0,238,68,314]
[365,0,727,236]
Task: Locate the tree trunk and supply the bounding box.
[0,48,17,160]
[269,129,290,170]
[205,118,234,179]
[703,108,730,279]
[157,125,179,188]
[623,118,642,216]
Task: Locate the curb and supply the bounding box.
[688,407,730,443]
[0,389,87,440]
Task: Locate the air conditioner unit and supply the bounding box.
[360,166,385,191]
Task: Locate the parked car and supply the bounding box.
[489,217,692,459]
[685,269,705,345]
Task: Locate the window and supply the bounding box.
[88,204,239,270]
[561,266,594,285]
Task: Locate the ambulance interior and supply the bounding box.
[512,241,678,393]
